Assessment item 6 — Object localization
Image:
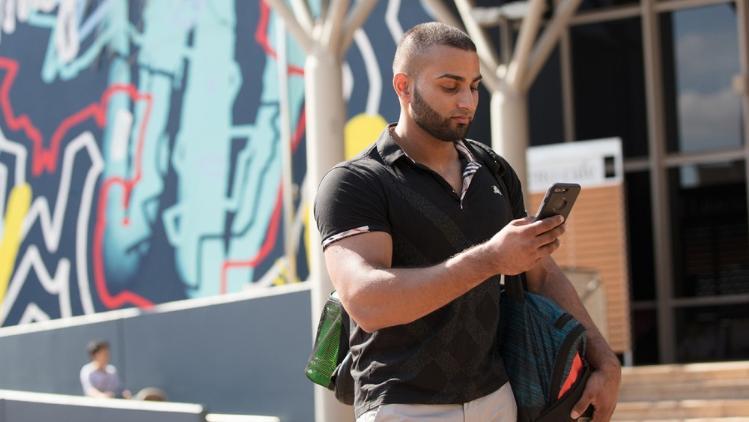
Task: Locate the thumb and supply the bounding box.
[512,216,535,226]
[571,389,594,419]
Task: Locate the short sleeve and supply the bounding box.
[80,365,93,395]
[314,165,391,248]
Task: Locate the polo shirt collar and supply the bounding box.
[376,124,408,165]
[376,124,479,168]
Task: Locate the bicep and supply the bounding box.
[323,231,392,295]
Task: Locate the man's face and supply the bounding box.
[407,45,481,142]
[94,348,110,366]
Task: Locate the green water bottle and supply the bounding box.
[305,291,345,389]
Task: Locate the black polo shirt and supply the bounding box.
[314,126,526,417]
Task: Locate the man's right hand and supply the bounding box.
[485,215,566,275]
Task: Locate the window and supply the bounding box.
[660,5,743,153]
[633,309,660,364]
[625,171,656,301]
[571,18,649,158]
[669,161,748,298]
[676,304,749,362]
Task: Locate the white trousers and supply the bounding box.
[357,382,517,422]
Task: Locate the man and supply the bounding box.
[314,22,620,421]
[80,340,131,399]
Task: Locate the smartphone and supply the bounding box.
[534,183,581,221]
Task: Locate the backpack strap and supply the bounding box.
[463,139,520,214]
[463,139,527,299]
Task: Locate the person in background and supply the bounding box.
[80,340,131,399]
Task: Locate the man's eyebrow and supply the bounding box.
[436,73,483,83]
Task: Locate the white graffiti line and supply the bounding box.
[75,130,102,315]
[18,302,50,324]
[2,0,18,34]
[110,108,133,162]
[342,61,353,101]
[77,0,112,41]
[21,131,98,253]
[353,29,382,116]
[0,245,71,326]
[54,0,79,63]
[0,0,57,34]
[385,0,403,44]
[0,126,28,185]
[419,0,439,20]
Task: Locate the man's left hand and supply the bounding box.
[571,363,621,421]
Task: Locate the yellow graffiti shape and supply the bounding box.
[0,183,32,311]
[344,113,388,160]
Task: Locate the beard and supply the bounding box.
[411,87,472,142]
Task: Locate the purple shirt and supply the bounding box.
[80,362,121,396]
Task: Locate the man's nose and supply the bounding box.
[456,87,476,112]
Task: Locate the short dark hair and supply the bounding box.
[87,340,109,357]
[393,22,476,75]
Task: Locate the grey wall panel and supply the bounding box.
[1,400,204,422]
[0,321,123,395]
[0,289,315,422]
[121,290,314,422]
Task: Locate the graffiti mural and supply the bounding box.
[0,0,435,326]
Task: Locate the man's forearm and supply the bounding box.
[527,257,620,371]
[338,242,498,333]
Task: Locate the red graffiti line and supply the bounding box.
[92,88,156,310]
[0,57,46,176]
[0,56,154,309]
[219,111,306,294]
[217,1,308,294]
[220,189,283,294]
[256,0,305,76]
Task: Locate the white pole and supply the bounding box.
[265,1,359,420]
[304,47,353,422]
[276,17,297,283]
[491,87,530,202]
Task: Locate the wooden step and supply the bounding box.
[612,399,749,420]
[620,362,749,385]
[618,379,749,401]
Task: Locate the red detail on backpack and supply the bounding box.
[558,352,584,399]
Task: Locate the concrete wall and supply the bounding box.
[0,286,313,422]
[0,390,206,422]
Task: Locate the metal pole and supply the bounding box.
[304,47,353,422]
[265,1,365,420]
[491,86,530,200]
[276,17,298,284]
[559,21,575,142]
[735,0,749,229]
[523,0,584,91]
[641,0,675,363]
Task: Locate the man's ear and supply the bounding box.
[393,73,411,101]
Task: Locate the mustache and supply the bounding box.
[450,114,473,120]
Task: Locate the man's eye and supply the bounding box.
[470,85,479,92]
[442,86,458,93]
